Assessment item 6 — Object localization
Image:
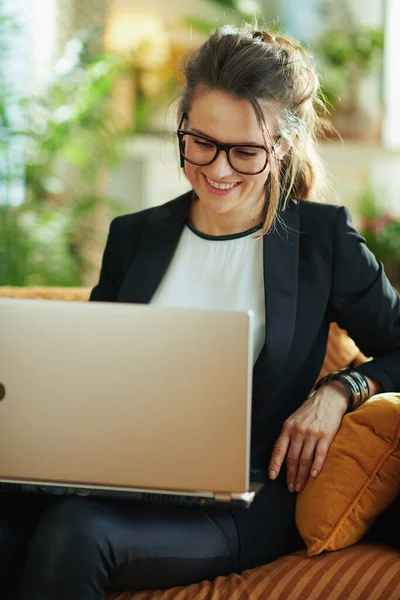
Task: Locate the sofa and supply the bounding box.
[1,285,400,600]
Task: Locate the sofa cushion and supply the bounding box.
[318,322,369,377]
[296,393,400,557]
[0,285,91,302]
[107,543,400,600]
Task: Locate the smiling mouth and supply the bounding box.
[204,175,241,190]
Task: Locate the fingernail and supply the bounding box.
[269,470,276,480]
[312,469,318,478]
[295,483,301,492]
[288,483,294,492]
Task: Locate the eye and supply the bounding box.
[237,150,256,157]
[233,148,260,158]
[194,138,215,149]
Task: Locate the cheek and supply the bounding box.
[183,164,198,188]
[244,170,269,192]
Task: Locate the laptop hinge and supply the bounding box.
[213,493,232,503]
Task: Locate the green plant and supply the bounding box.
[357,183,400,285]
[315,0,384,110]
[184,0,259,36]
[0,8,131,286]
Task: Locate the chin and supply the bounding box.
[196,194,242,215]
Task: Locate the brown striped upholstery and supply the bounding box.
[109,544,400,600]
[1,286,399,599]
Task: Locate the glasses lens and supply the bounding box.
[181,134,217,166]
[180,133,268,174]
[229,146,267,174]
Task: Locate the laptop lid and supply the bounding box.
[0,299,254,497]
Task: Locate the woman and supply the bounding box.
[3,23,400,600]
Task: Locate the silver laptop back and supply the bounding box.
[0,299,254,500]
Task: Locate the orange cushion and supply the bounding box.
[318,322,369,379]
[108,543,400,600]
[296,393,400,557]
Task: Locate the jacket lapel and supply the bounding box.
[117,192,191,303]
[256,200,300,386]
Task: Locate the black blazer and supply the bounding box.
[90,191,400,468]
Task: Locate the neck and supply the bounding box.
[189,197,265,237]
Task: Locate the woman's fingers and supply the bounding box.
[269,385,345,492]
[287,434,332,493]
[268,430,291,480]
[293,437,318,492]
[310,437,330,479]
[285,436,304,492]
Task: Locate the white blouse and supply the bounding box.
[150,222,266,363]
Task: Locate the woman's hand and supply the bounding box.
[268,382,349,493]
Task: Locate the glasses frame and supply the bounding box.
[176,113,279,176]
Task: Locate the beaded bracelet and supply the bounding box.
[345,368,370,402]
[314,368,370,412]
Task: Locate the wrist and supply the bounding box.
[323,380,350,414]
[314,368,371,413]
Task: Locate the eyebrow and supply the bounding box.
[189,126,264,147]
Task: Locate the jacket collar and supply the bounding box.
[118,192,191,305]
[118,191,299,383]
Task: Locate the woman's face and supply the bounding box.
[182,89,280,223]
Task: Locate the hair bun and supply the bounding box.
[252,30,276,44]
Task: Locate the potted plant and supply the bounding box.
[314,0,384,141]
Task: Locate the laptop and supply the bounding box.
[0,298,262,508]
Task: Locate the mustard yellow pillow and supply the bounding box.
[296,393,400,557]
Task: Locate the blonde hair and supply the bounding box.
[177,24,331,234]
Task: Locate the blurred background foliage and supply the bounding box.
[358,183,400,284]
[0,6,130,286]
[1,0,398,287]
[183,0,385,139]
[314,0,384,139]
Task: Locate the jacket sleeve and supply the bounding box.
[328,206,400,392]
[89,218,122,302]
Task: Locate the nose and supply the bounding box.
[206,149,235,179]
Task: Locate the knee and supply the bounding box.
[28,497,111,564]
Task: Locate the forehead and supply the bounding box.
[187,89,279,144]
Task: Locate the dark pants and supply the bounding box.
[0,480,300,600]
[1,489,398,600]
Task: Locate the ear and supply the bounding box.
[274,138,291,161]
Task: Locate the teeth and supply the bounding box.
[206,176,238,190]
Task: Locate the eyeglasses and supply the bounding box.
[177,113,277,175]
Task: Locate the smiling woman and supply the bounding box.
[176,25,331,238]
[4,21,400,600]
